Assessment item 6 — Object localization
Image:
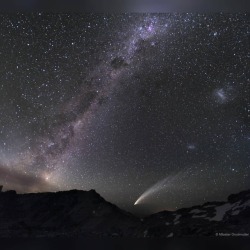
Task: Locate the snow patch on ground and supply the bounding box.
[193,214,207,218]
[230,200,250,216]
[190,208,208,218]
[231,210,240,215]
[209,203,234,221]
[203,204,216,208]
[190,209,203,214]
[174,214,181,225]
[167,232,173,237]
[208,200,250,221]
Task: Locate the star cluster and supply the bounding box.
[0,13,249,215]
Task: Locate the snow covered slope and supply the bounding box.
[139,189,250,237]
[0,189,249,237]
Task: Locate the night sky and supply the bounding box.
[0,13,249,215]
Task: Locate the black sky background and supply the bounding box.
[0,13,249,215]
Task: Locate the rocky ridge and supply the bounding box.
[0,188,249,237]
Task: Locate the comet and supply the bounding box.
[134,177,168,205]
[134,169,190,205]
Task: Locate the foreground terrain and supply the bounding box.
[0,189,249,237]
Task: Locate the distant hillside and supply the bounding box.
[0,188,249,237]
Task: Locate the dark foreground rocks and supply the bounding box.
[0,189,249,237]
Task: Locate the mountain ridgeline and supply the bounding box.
[0,188,249,237]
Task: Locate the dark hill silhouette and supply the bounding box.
[0,188,249,237]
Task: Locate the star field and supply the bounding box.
[0,13,249,215]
